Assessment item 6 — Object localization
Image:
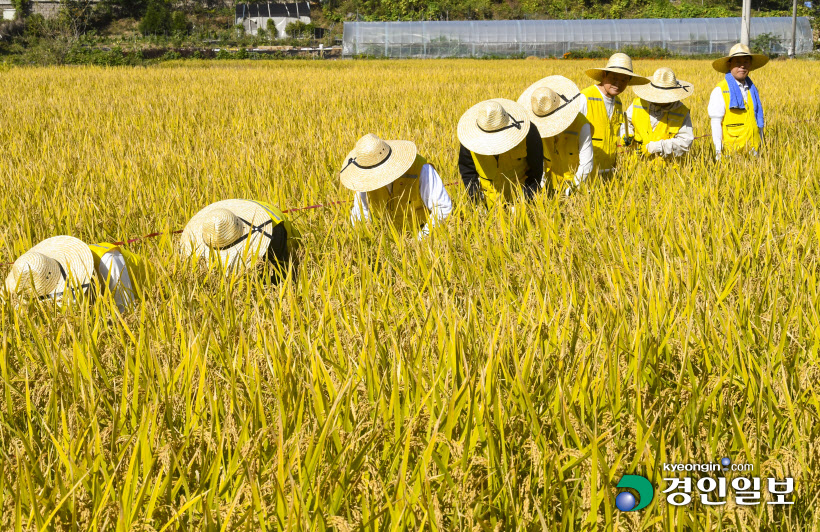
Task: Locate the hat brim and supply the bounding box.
[517,75,582,138]
[712,53,769,73]
[339,140,418,193]
[585,67,650,86]
[631,79,694,104]
[5,235,94,300]
[457,98,530,156]
[180,199,277,272]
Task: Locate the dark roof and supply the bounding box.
[236,2,310,19]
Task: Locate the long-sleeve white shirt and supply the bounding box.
[708,77,762,155]
[351,163,452,240]
[625,101,694,157]
[97,249,135,311]
[579,86,628,138]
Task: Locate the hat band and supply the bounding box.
[606,65,634,74]
[38,261,91,301]
[650,82,689,92]
[212,217,274,251]
[340,146,392,174]
[535,92,580,117]
[478,116,524,133]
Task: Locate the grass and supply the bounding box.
[0,58,818,530]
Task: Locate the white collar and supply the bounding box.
[596,85,613,102]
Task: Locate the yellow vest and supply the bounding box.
[631,98,689,157]
[718,78,760,153]
[250,200,301,255]
[88,242,150,300]
[471,139,529,209]
[364,155,429,231]
[542,113,589,192]
[581,85,623,171]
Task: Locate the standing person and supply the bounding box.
[5,235,146,311]
[341,133,452,239]
[518,75,593,196]
[179,199,300,280]
[708,43,768,158]
[626,67,695,163]
[580,53,649,176]
[458,99,543,209]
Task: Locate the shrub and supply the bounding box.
[138,0,171,36]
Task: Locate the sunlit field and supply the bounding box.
[0,58,819,530]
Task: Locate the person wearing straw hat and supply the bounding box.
[708,43,768,158]
[580,53,649,175]
[518,75,593,196]
[341,133,452,240]
[4,236,145,311]
[179,199,300,279]
[458,99,543,209]
[625,67,695,161]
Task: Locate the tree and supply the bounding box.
[139,0,171,35]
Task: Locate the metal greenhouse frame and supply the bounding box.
[342,17,813,58]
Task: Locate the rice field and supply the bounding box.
[0,58,819,530]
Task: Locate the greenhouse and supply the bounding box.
[342,17,813,58]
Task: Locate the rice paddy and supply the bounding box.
[0,58,818,530]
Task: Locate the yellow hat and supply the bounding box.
[712,43,769,74]
[585,53,649,86]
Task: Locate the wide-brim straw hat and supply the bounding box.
[585,53,649,86]
[632,67,694,104]
[180,199,278,272]
[339,134,418,193]
[4,235,94,302]
[517,75,582,138]
[712,43,769,73]
[457,98,530,156]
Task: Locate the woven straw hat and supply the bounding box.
[5,236,94,302]
[339,134,418,193]
[457,98,530,156]
[585,53,649,86]
[517,75,582,138]
[712,43,769,74]
[180,199,279,272]
[632,67,694,104]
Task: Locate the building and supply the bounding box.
[235,2,310,37]
[1,0,99,19]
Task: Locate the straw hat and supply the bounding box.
[180,199,279,272]
[712,43,769,73]
[457,99,530,156]
[585,53,649,86]
[4,236,95,302]
[517,75,582,138]
[632,67,694,104]
[339,134,418,193]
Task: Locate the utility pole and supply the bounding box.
[741,0,751,46]
[789,0,798,57]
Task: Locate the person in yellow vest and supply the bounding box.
[518,75,593,196]
[341,134,452,240]
[4,235,145,311]
[708,43,768,158]
[625,67,694,161]
[580,53,649,176]
[179,199,300,280]
[457,98,543,208]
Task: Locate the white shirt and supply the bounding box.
[708,77,761,155]
[625,101,694,157]
[351,163,452,240]
[98,249,135,311]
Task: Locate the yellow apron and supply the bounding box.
[718,78,761,153]
[581,85,623,172]
[631,98,689,165]
[365,155,429,231]
[471,139,529,209]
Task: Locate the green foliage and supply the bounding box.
[11,0,30,18]
[215,47,231,59]
[751,31,783,57]
[138,0,171,35]
[285,20,315,38]
[170,11,188,34]
[564,45,672,59]
[266,17,278,38]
